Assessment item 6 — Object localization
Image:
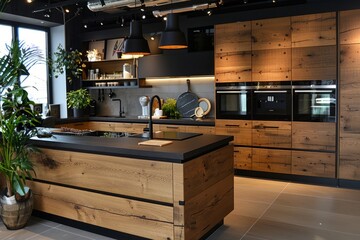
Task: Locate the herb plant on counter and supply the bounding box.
[162,98,181,119]
[66,88,91,110]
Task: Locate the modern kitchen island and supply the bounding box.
[28,132,234,240]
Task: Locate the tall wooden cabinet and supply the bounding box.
[339,9,360,181]
[215,12,338,178]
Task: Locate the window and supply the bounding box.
[0,24,12,56]
[18,27,49,107]
[0,23,49,109]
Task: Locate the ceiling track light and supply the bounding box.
[153,3,218,18]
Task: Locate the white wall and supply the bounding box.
[50,25,67,118]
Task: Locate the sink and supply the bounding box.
[129,131,202,140]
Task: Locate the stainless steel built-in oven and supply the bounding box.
[216,82,252,119]
[252,81,292,121]
[292,80,336,122]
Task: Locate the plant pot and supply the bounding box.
[73,108,83,118]
[0,190,33,230]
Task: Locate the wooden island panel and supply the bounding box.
[28,181,174,240]
[32,148,174,203]
[29,143,234,240]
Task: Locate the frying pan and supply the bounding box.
[176,79,199,118]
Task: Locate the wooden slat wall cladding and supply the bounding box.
[292,122,336,151]
[28,181,174,240]
[215,120,252,146]
[252,148,292,174]
[340,9,360,181]
[291,12,337,48]
[251,17,292,50]
[31,148,174,203]
[292,151,336,178]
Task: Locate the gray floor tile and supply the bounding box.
[27,228,96,240]
[284,182,360,202]
[262,203,360,235]
[232,199,270,218]
[245,219,360,240]
[56,224,115,240]
[274,192,360,217]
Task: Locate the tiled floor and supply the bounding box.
[1,176,360,240]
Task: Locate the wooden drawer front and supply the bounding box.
[291,12,336,48]
[292,122,336,151]
[32,148,174,203]
[252,148,291,174]
[28,181,174,240]
[115,123,147,133]
[55,122,89,129]
[158,124,186,132]
[215,22,251,53]
[86,121,117,132]
[252,121,291,148]
[292,45,337,80]
[340,9,360,44]
[292,151,335,178]
[339,133,360,180]
[186,126,215,134]
[215,120,252,146]
[215,51,252,82]
[252,48,292,81]
[252,17,291,50]
[234,147,252,170]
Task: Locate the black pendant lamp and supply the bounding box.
[123,20,150,56]
[159,13,187,49]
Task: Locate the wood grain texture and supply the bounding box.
[55,122,89,129]
[215,120,252,146]
[252,48,291,81]
[252,148,292,174]
[292,122,336,151]
[252,121,292,148]
[234,146,252,170]
[31,148,174,203]
[291,12,336,48]
[339,132,360,180]
[28,181,174,240]
[215,51,252,82]
[185,126,215,134]
[215,21,252,53]
[252,17,291,50]
[86,121,147,133]
[340,9,360,44]
[292,45,337,80]
[292,151,335,178]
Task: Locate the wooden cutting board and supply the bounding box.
[138,140,173,147]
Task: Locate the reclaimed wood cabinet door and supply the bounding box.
[292,122,336,151]
[252,148,292,174]
[291,12,337,80]
[339,9,360,181]
[215,21,252,82]
[252,121,292,148]
[215,119,252,146]
[292,150,335,178]
[234,146,252,170]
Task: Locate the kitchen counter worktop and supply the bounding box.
[30,132,232,163]
[55,115,215,126]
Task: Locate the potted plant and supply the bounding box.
[0,40,42,229]
[52,44,85,84]
[66,88,91,118]
[162,98,181,119]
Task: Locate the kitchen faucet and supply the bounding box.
[148,95,161,139]
[112,98,125,118]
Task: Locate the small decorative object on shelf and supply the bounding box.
[86,49,102,62]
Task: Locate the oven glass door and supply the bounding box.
[252,90,291,120]
[216,90,251,119]
[293,89,336,122]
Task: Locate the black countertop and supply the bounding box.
[30,133,232,163]
[55,116,215,126]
